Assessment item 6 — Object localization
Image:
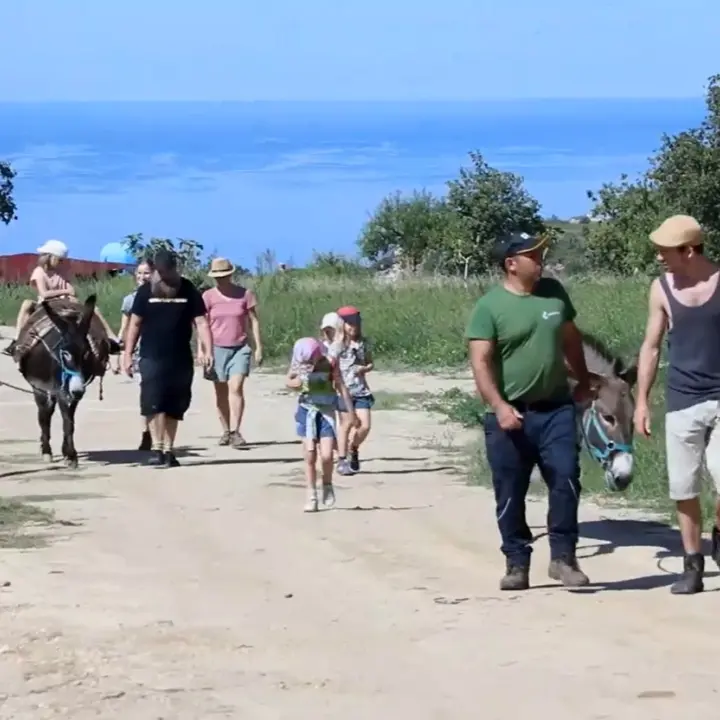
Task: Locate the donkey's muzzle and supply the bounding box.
[605,452,634,492]
[67,374,86,398]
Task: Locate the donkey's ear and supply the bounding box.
[618,364,638,388]
[40,299,68,332]
[78,294,97,334]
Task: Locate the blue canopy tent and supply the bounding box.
[100,242,135,264]
[99,242,136,272]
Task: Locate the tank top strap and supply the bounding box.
[658,274,679,312]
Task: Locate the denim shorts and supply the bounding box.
[207,344,252,382]
[295,405,336,440]
[337,394,375,412]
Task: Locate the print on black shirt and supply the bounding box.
[130,278,206,365]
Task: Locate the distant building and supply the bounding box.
[0,254,135,283]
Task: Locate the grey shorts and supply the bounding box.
[665,399,720,500]
[207,344,252,383]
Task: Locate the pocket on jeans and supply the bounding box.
[483,412,498,437]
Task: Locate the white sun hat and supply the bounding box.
[320,312,341,330]
[36,239,69,258]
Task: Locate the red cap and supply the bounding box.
[337,305,360,318]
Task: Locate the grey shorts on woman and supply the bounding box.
[207,345,252,382]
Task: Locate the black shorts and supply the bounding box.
[139,358,194,420]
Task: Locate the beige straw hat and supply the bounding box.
[207,257,235,278]
[649,215,703,248]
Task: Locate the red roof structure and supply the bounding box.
[0,254,134,283]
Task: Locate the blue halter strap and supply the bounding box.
[580,403,632,468]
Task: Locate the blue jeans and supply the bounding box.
[295,404,336,441]
[484,400,581,566]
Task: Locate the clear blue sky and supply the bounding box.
[5,0,720,101]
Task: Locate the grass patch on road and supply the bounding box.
[0,499,55,549]
[372,390,428,411]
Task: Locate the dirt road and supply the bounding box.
[0,359,717,719]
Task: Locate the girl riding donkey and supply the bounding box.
[4,239,121,358]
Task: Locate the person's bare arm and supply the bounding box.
[636,279,668,407]
[562,321,591,388]
[193,315,213,356]
[333,365,359,425]
[32,270,75,300]
[248,307,263,359]
[358,347,374,375]
[124,314,142,355]
[286,364,302,389]
[468,339,506,411]
[117,314,129,344]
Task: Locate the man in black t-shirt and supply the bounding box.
[122,249,213,467]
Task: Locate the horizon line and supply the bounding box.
[0,96,706,104]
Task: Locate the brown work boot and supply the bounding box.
[500,562,530,591]
[670,553,704,595]
[548,555,590,587]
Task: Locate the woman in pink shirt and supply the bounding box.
[202,257,263,448]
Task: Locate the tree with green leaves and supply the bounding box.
[445,151,546,275]
[357,189,448,271]
[0,161,18,225]
[585,74,720,274]
[124,234,205,270]
[123,234,209,287]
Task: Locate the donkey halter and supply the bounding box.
[34,330,92,403]
[580,402,632,470]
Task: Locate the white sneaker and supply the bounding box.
[304,495,319,513]
[322,483,336,507]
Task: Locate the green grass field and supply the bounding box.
[0,271,706,523]
[0,271,648,366]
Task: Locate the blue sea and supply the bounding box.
[0,100,706,267]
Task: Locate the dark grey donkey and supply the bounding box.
[527,333,637,491]
[16,294,110,468]
[573,333,637,492]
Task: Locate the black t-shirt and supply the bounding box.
[131,278,206,365]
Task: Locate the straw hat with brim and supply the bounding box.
[650,215,703,248]
[208,257,235,278]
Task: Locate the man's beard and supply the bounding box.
[151,273,180,298]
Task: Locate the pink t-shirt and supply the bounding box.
[30,266,73,301]
[202,285,257,347]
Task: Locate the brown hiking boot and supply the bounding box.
[548,556,590,587]
[670,553,704,595]
[500,562,530,591]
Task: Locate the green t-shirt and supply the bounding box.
[465,277,576,403]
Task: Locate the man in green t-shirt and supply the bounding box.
[466,232,593,591]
